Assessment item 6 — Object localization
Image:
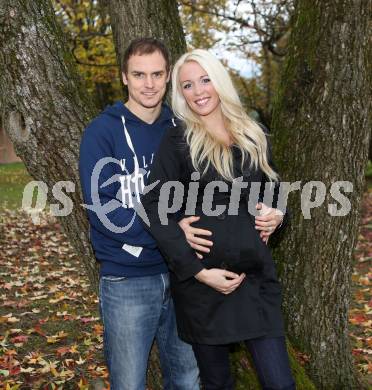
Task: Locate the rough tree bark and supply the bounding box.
[271,0,371,388]
[0,0,99,290]
[106,0,187,75]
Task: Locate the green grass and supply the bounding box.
[0,162,32,210]
[365,161,372,190]
[366,160,372,177]
[366,160,372,181]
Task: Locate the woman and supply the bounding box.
[141,49,295,389]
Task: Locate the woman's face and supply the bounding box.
[178,61,221,118]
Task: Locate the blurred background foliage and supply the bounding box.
[51,0,371,169]
[52,0,293,128]
[54,0,122,107]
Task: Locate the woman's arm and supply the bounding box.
[141,126,205,281]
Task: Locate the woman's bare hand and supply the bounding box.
[194,268,245,294]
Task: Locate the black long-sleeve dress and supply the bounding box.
[141,124,289,345]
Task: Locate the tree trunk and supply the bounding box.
[0,0,100,290]
[271,0,371,388]
[107,0,186,77]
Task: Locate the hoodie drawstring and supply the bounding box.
[121,115,139,173]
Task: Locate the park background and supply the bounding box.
[0,0,371,389]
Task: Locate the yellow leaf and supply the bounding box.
[51,366,59,377]
[78,378,89,390]
[83,338,92,346]
[70,344,79,353]
[5,384,20,390]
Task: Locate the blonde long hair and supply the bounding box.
[171,49,279,182]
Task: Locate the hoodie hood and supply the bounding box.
[102,101,176,127]
[100,101,177,177]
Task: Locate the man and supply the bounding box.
[79,38,205,390]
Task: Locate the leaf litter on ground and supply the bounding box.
[0,189,371,388]
[0,210,107,389]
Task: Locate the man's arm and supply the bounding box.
[141,127,205,280]
[255,124,290,241]
[178,216,213,259]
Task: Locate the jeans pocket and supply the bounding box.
[101,275,127,283]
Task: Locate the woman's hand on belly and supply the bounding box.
[194,268,246,294]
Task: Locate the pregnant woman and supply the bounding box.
[141,49,295,390]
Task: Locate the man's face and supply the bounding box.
[122,51,170,111]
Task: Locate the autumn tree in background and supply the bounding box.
[179,0,229,49]
[53,0,122,108]
[53,0,187,104]
[54,0,294,125]
[179,0,293,126]
[271,0,371,388]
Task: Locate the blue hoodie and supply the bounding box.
[79,101,176,277]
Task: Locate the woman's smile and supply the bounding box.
[194,97,210,106]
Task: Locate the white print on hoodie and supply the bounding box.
[119,116,155,209]
[118,116,175,257]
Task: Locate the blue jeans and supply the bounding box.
[192,336,295,389]
[99,272,200,390]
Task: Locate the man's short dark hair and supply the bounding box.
[122,38,170,75]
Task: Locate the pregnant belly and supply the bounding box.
[191,211,267,274]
